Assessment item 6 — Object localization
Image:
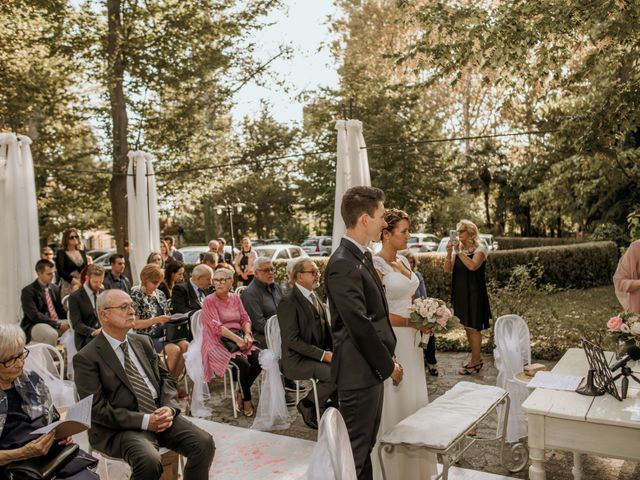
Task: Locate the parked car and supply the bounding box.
[301,236,333,256]
[436,235,494,253]
[179,245,238,265]
[254,244,309,261]
[480,234,499,251]
[407,233,440,252]
[87,248,115,262]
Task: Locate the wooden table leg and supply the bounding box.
[527,414,546,480]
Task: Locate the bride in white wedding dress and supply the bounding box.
[371,208,438,480]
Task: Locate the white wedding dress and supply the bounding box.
[371,255,438,480]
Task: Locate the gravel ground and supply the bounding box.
[183,352,639,480]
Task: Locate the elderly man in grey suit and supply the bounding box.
[73,289,215,479]
[325,186,403,480]
[278,258,336,429]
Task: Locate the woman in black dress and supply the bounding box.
[444,219,491,375]
[56,228,89,299]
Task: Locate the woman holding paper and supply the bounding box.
[0,323,98,478]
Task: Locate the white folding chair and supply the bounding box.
[59,294,76,380]
[307,407,357,480]
[234,285,247,296]
[493,314,531,443]
[265,315,320,423]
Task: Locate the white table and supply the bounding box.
[522,348,640,480]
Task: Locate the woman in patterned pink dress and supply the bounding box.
[201,267,261,416]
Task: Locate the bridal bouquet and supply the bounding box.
[607,311,640,343]
[408,297,459,348]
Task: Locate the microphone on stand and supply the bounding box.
[610,345,640,372]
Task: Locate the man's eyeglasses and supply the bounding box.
[1,348,29,368]
[103,303,134,312]
[257,268,274,273]
[301,270,321,276]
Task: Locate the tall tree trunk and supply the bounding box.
[107,0,129,254]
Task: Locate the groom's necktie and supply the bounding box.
[120,342,157,413]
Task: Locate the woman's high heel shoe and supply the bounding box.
[458,362,483,375]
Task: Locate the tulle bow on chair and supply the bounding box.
[494,314,531,443]
[183,311,212,417]
[307,407,356,480]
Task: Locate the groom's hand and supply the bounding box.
[390,362,403,386]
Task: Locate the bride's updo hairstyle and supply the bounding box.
[381,208,409,241]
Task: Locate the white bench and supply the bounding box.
[377,381,528,480]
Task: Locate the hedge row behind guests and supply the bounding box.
[444,219,491,375]
[68,264,105,351]
[234,237,257,287]
[171,265,214,316]
[103,254,131,293]
[201,267,260,417]
[56,228,89,299]
[0,323,99,479]
[158,261,185,300]
[73,290,215,479]
[20,259,70,346]
[240,257,283,349]
[130,264,187,380]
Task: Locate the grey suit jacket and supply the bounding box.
[73,332,179,455]
[325,238,396,390]
[277,285,332,380]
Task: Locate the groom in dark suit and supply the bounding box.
[325,186,403,480]
[74,289,215,479]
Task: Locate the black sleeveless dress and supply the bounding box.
[451,248,492,330]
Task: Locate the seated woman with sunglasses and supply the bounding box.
[130,264,188,380]
[201,267,260,417]
[56,228,90,300]
[0,323,98,479]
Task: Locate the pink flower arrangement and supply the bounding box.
[607,311,640,342]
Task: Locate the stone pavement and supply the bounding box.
[184,352,639,480]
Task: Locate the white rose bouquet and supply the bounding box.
[408,297,460,348]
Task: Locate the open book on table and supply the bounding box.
[32,394,93,439]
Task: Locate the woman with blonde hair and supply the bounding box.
[444,219,491,375]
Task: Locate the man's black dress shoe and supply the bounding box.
[297,401,318,429]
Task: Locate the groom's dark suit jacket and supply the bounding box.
[325,238,396,390]
[73,332,180,455]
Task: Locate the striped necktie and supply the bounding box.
[44,287,59,320]
[120,342,157,413]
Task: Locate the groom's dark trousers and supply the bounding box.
[325,238,396,480]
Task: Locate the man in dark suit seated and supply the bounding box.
[103,254,131,293]
[278,258,336,429]
[68,263,105,351]
[171,264,214,315]
[20,259,69,346]
[74,289,215,479]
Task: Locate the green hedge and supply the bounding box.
[273,241,617,302]
[495,236,590,250]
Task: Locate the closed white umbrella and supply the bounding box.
[0,133,40,324]
[331,120,371,252]
[126,151,160,285]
